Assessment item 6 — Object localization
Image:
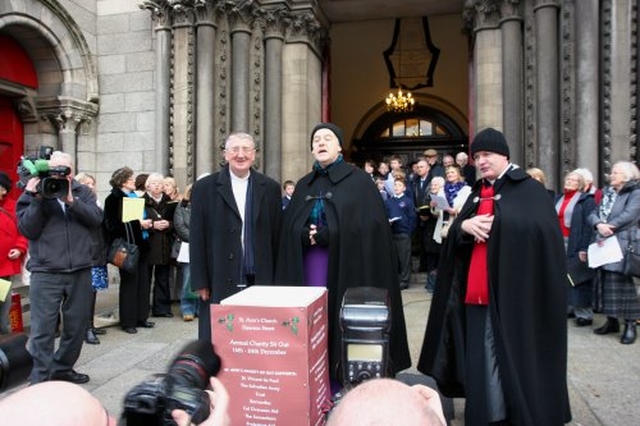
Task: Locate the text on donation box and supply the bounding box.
[212,286,330,426]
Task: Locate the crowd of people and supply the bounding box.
[0,124,639,426]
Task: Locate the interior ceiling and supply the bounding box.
[318,0,465,23]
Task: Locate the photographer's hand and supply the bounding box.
[25,177,40,194]
[63,175,74,204]
[171,377,231,426]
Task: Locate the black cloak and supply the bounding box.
[275,160,411,381]
[417,166,572,425]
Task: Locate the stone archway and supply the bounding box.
[0,0,99,166]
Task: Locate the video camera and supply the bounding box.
[0,333,33,393]
[121,340,221,426]
[16,146,70,199]
[339,287,391,387]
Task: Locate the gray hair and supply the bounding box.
[612,161,640,182]
[224,132,255,150]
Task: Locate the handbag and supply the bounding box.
[624,227,640,278]
[108,222,139,273]
[170,238,182,259]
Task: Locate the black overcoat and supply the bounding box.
[274,161,411,381]
[190,166,282,340]
[417,167,572,425]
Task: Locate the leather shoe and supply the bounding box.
[92,327,107,335]
[152,312,174,318]
[85,329,100,344]
[137,321,156,328]
[50,369,90,384]
[621,321,637,344]
[594,317,620,335]
[567,312,576,319]
[574,318,593,327]
[122,327,138,334]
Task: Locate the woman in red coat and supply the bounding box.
[0,171,28,334]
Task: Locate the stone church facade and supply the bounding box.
[0,0,638,196]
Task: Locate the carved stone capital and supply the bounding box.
[463,0,502,32]
[225,0,258,34]
[285,10,328,56]
[170,0,196,27]
[263,6,289,39]
[37,97,99,133]
[194,0,220,26]
[140,0,173,29]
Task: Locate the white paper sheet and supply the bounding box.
[588,235,624,268]
[177,241,190,263]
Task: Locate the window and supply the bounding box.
[379,119,447,138]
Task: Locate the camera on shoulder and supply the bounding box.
[120,340,221,426]
[16,146,70,199]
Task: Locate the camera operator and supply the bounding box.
[16,151,103,384]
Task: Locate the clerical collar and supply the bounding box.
[230,169,251,181]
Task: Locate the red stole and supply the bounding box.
[465,183,494,305]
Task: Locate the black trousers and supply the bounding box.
[119,257,151,328]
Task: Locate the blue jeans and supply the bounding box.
[180,264,199,316]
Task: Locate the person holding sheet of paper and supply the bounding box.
[104,167,155,334]
[587,161,640,344]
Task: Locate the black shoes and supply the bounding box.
[92,327,107,335]
[621,321,637,345]
[85,329,100,344]
[137,320,156,328]
[122,327,138,334]
[574,318,593,327]
[50,369,90,384]
[594,317,620,335]
[152,312,174,318]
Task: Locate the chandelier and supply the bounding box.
[383,19,415,113]
[386,88,414,113]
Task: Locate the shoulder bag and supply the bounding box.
[108,222,140,273]
[624,226,640,278]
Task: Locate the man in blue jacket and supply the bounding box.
[17,151,103,384]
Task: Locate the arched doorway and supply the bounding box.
[351,104,467,166]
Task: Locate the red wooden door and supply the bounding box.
[0,97,24,202]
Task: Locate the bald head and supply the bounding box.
[327,379,445,426]
[0,381,116,426]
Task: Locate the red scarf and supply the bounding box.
[465,184,494,305]
[558,190,577,237]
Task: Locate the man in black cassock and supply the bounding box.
[275,123,411,386]
[417,128,572,425]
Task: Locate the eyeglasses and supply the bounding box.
[226,146,255,155]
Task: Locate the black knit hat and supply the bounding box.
[0,171,12,193]
[470,127,510,159]
[310,123,344,150]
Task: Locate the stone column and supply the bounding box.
[281,12,325,181]
[149,5,172,176]
[195,3,217,179]
[470,6,503,135]
[171,5,196,187]
[501,3,524,165]
[229,13,252,132]
[56,111,82,166]
[574,0,599,179]
[534,0,560,189]
[263,11,286,182]
[606,0,633,167]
